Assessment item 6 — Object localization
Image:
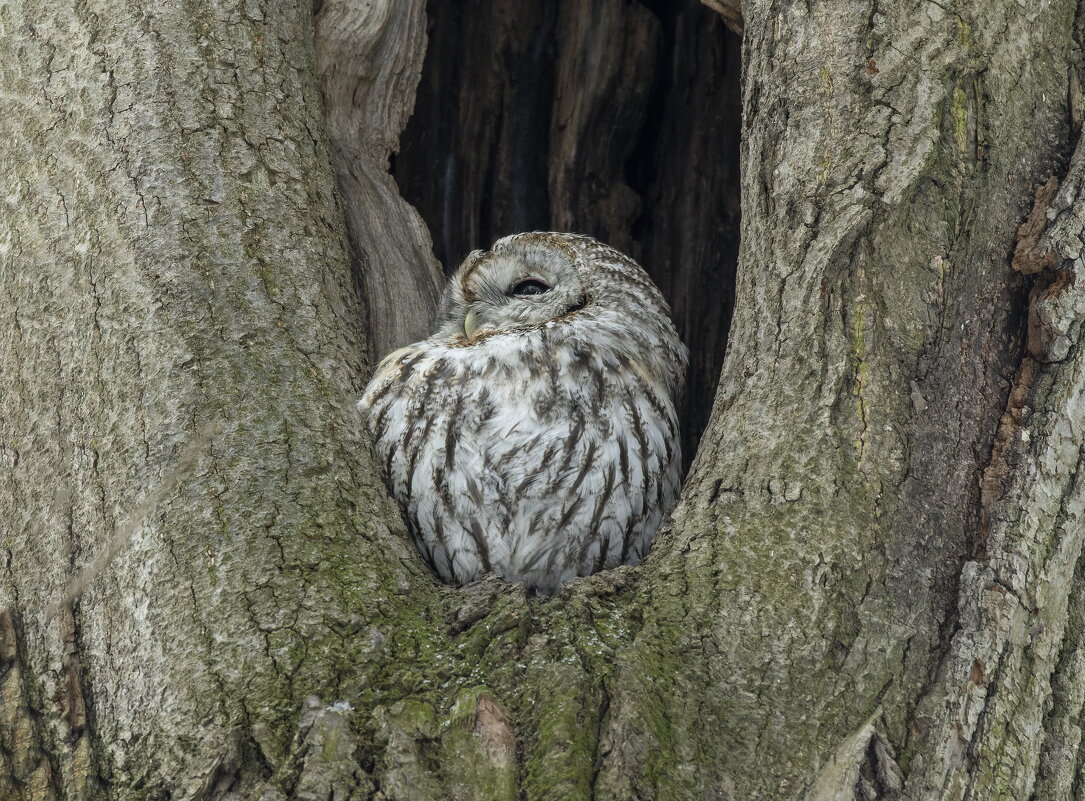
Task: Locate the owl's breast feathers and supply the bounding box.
[359,312,684,593]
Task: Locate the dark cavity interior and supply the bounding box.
[391,0,743,467]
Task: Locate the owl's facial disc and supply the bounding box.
[451,243,586,342]
[463,276,549,337]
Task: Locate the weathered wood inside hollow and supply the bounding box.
[701,0,744,34]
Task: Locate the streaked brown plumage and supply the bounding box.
[360,232,687,593]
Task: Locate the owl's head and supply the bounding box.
[433,231,671,346]
[434,233,587,342]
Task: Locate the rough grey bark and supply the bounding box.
[0,0,432,797]
[641,0,1081,796]
[2,1,1085,801]
[902,127,1085,801]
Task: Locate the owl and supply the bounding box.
[359,232,687,593]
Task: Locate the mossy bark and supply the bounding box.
[2,0,1085,800]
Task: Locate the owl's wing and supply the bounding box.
[357,345,425,420]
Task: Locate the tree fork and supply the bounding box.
[2,1,1085,800]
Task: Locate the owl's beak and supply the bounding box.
[464,309,479,339]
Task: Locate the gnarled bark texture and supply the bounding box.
[2,0,1084,800]
[314,0,442,361]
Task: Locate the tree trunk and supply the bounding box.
[2,2,1084,801]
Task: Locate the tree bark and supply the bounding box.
[2,2,1084,801]
[0,0,426,797]
[314,0,442,362]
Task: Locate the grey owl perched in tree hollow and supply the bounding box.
[359,232,687,593]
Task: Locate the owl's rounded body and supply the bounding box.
[360,233,687,593]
